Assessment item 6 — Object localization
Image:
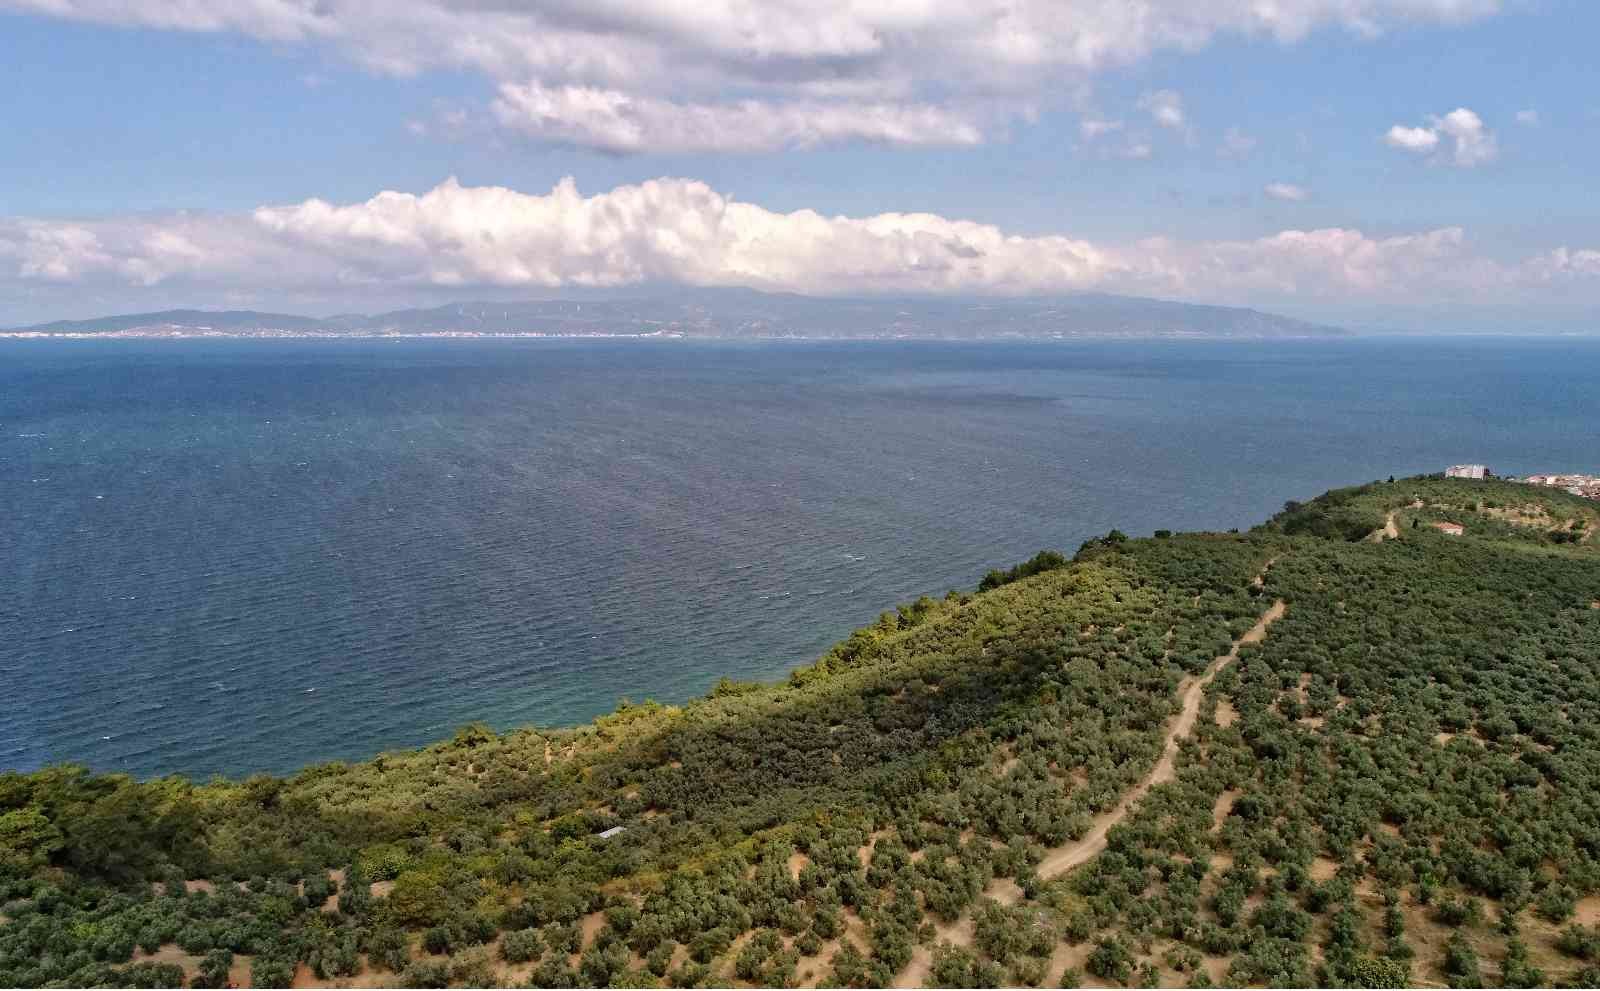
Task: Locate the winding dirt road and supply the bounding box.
[1026,597,1284,883]
[892,587,1287,988]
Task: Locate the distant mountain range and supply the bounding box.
[3,289,1346,339]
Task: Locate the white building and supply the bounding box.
[1445,464,1489,480]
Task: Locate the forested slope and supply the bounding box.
[2,476,1598,988]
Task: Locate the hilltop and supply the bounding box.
[2,290,1344,340]
[2,476,1598,988]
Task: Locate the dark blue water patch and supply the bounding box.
[2,336,1597,779]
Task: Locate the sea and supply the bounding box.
[3,336,1597,779]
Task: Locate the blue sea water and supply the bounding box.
[2,336,1596,779]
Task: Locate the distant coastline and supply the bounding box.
[0,329,1349,341]
[0,288,1347,340]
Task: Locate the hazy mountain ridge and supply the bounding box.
[5,290,1346,339]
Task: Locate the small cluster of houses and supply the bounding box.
[1442,463,1600,501]
[1519,472,1600,500]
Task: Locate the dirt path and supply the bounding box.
[1027,598,1285,882]
[1370,510,1399,542]
[1372,500,1423,542]
[893,591,1287,988]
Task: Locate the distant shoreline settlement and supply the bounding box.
[1445,464,1600,500]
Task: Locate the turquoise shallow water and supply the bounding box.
[3,336,1596,778]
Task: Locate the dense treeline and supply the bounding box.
[3,476,1598,987]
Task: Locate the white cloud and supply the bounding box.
[1434,107,1497,165]
[1515,108,1539,126]
[1138,90,1187,130]
[244,177,1119,294]
[3,176,1596,312]
[1220,126,1257,157]
[490,84,983,153]
[1384,107,1497,166]
[1078,117,1152,159]
[0,0,1506,152]
[1264,182,1309,201]
[1385,124,1441,153]
[1079,117,1125,140]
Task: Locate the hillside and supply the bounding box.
[3,290,1344,340]
[2,476,1598,988]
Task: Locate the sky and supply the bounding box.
[2,0,1598,330]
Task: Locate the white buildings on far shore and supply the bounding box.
[1438,463,1599,500]
[1521,473,1600,500]
[1436,463,1599,500]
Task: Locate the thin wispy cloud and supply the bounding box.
[0,0,1506,153]
[1138,90,1188,131]
[1220,127,1258,158]
[1079,118,1125,140]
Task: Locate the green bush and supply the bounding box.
[400,958,450,988]
[501,926,544,963]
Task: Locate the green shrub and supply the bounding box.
[501,927,544,964]
[400,958,450,988]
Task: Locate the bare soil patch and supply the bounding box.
[894,916,976,989]
[1576,896,1600,926]
[1210,790,1237,831]
[1215,698,1239,728]
[988,877,1025,906]
[1048,942,1092,986]
[578,910,607,954]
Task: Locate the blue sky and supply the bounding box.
[2,0,1598,328]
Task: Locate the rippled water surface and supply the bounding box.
[4,337,1596,777]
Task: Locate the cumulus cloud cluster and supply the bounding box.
[3,177,1595,312]
[1385,107,1498,166]
[2,0,1504,152]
